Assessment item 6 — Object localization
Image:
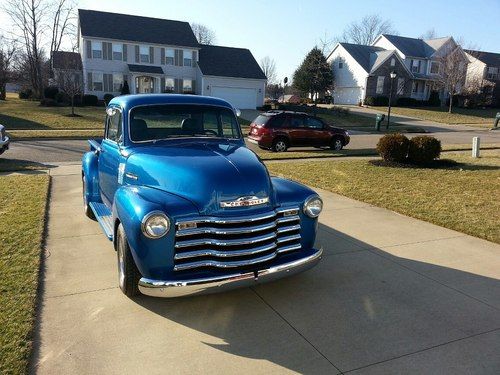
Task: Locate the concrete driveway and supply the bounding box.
[33,164,500,374]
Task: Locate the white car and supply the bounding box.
[0,124,10,155]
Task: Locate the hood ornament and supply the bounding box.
[220,196,269,208]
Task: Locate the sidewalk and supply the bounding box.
[33,164,500,374]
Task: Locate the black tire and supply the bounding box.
[272,138,288,152]
[82,175,96,220]
[116,224,142,297]
[330,137,344,151]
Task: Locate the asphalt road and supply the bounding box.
[4,128,499,165]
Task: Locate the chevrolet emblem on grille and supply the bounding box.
[220,196,269,208]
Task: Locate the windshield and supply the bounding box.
[129,104,242,142]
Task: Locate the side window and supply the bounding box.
[203,112,219,134]
[269,115,287,128]
[307,117,323,129]
[220,112,239,137]
[289,115,305,128]
[106,110,122,143]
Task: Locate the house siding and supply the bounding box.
[365,57,412,98]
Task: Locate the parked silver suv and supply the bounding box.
[0,124,10,155]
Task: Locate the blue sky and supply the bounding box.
[5,0,500,80]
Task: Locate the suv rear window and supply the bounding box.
[253,115,271,126]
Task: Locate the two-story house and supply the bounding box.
[327,42,413,105]
[77,9,266,109]
[464,49,500,107]
[372,34,465,102]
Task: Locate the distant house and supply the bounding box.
[75,9,266,108]
[327,42,412,105]
[279,94,300,104]
[51,51,83,87]
[328,34,467,105]
[464,49,500,106]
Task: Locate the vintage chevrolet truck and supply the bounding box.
[82,94,323,298]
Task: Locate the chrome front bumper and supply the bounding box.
[138,247,322,298]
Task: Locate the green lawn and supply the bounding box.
[374,106,498,125]
[267,150,500,244]
[0,174,50,374]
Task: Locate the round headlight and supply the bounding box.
[141,211,170,239]
[303,196,323,218]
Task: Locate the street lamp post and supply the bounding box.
[387,71,397,129]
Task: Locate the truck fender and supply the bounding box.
[82,151,100,204]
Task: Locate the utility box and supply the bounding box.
[494,112,500,129]
[375,114,385,131]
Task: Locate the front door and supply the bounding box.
[135,76,155,93]
[287,115,309,146]
[98,108,123,206]
[305,117,330,147]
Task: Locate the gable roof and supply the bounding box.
[464,49,500,67]
[381,34,429,58]
[198,45,266,80]
[78,9,199,48]
[52,51,82,70]
[339,43,386,72]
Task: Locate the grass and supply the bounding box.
[374,106,498,125]
[8,129,103,140]
[0,174,50,374]
[266,150,500,244]
[0,158,49,172]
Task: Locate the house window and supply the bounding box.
[376,76,385,94]
[430,61,439,74]
[397,78,404,95]
[487,67,498,80]
[183,79,193,92]
[92,72,103,91]
[390,58,395,67]
[166,49,174,65]
[112,43,123,60]
[165,77,174,92]
[411,59,420,73]
[113,74,123,92]
[183,50,192,67]
[92,41,102,59]
[140,45,150,63]
[338,58,344,69]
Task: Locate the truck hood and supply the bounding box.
[125,141,274,215]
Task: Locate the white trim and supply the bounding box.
[80,35,201,51]
[200,74,266,82]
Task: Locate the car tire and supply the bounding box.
[82,175,96,220]
[116,223,141,297]
[330,137,344,151]
[272,138,288,152]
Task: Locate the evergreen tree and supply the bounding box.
[121,80,130,95]
[293,47,333,99]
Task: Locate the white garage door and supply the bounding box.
[334,87,362,105]
[211,86,257,109]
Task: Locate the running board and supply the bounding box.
[89,202,114,240]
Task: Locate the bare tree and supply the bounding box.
[0,35,17,100]
[341,14,397,45]
[49,0,76,58]
[420,28,437,39]
[56,59,82,116]
[3,0,50,98]
[190,23,216,45]
[260,56,277,85]
[434,46,468,113]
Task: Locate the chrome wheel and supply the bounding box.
[332,138,343,151]
[274,140,287,152]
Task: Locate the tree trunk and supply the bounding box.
[71,96,75,116]
[0,84,6,100]
[448,93,453,113]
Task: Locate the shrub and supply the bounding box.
[396,97,424,107]
[44,86,59,99]
[55,91,69,104]
[83,94,98,106]
[39,98,57,107]
[257,104,272,111]
[376,133,410,162]
[19,88,33,100]
[427,91,441,107]
[365,96,389,106]
[120,80,130,95]
[408,136,441,164]
[103,93,114,105]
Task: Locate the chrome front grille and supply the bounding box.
[174,208,301,271]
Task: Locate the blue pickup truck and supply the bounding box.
[82,94,323,298]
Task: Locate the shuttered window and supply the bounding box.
[183,50,192,67]
[112,43,123,60]
[113,74,124,92]
[376,76,385,94]
[92,41,102,59]
[92,72,103,91]
[183,79,193,92]
[164,77,175,92]
[139,45,149,63]
[166,49,174,65]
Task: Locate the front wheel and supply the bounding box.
[82,175,96,220]
[116,224,142,297]
[330,137,344,151]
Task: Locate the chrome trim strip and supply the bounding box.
[173,251,278,271]
[276,224,301,234]
[138,248,323,297]
[176,221,277,237]
[176,211,277,226]
[277,243,302,254]
[175,243,277,260]
[276,216,300,224]
[277,234,301,244]
[175,232,276,248]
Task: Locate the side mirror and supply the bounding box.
[235,108,241,117]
